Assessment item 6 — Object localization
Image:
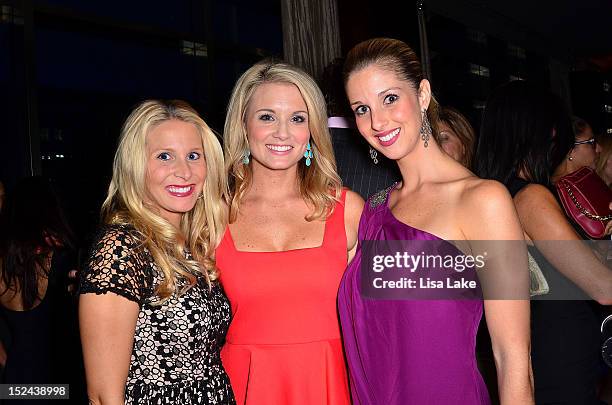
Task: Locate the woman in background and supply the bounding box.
[79,100,234,404]
[339,38,533,405]
[437,106,476,169]
[217,60,363,405]
[476,81,612,404]
[0,176,82,403]
[553,115,605,240]
[596,133,612,187]
[552,116,600,181]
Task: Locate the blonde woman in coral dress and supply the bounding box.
[216,60,364,405]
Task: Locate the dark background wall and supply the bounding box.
[337,0,612,135]
[1,0,611,242]
[0,0,283,240]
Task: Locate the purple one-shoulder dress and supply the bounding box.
[338,185,491,405]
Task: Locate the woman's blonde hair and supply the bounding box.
[101,100,228,301]
[224,60,341,222]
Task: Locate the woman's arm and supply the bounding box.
[0,340,6,368]
[80,293,139,405]
[462,180,534,405]
[483,299,533,405]
[515,183,612,304]
[344,190,365,263]
[78,227,146,405]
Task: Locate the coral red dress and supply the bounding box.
[216,190,350,405]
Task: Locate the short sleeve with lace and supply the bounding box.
[80,225,153,305]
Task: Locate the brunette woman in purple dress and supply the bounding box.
[338,38,534,405]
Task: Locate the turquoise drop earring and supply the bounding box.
[242,149,250,165]
[304,142,313,167]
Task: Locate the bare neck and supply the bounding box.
[248,162,301,200]
[551,159,575,185]
[395,141,458,191]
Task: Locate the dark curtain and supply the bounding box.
[280,0,341,79]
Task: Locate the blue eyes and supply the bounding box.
[157,152,171,161]
[156,152,201,161]
[258,114,306,123]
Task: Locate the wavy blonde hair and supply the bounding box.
[224,60,341,222]
[101,100,228,301]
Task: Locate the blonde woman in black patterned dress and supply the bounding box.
[79,100,235,404]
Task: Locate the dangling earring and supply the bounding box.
[369,146,379,164]
[304,141,313,167]
[242,149,250,164]
[420,110,432,148]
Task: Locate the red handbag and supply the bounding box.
[556,167,612,239]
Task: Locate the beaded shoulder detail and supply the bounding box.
[368,182,398,209]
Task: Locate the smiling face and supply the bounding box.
[144,119,206,228]
[245,82,311,171]
[346,64,431,161]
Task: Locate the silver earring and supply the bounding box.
[420,110,432,148]
[242,149,250,164]
[369,146,379,164]
[568,156,574,161]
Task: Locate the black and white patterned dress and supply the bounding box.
[80,225,235,404]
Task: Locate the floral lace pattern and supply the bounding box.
[80,225,235,404]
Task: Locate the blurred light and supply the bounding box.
[472,100,486,110]
[508,44,526,59]
[181,40,207,57]
[0,5,23,25]
[469,64,490,78]
[467,29,487,45]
